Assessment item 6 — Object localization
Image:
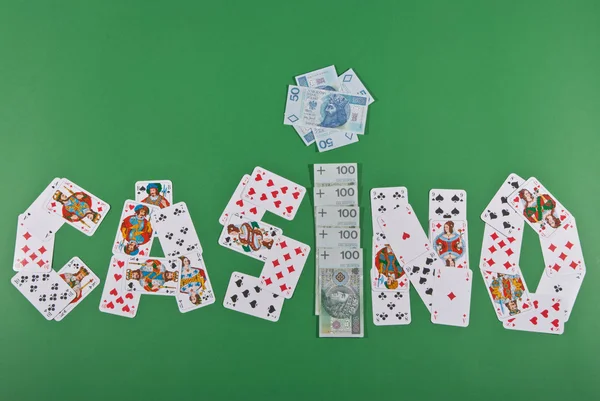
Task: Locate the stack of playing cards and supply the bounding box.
[480,174,586,335]
[99,180,216,317]
[218,167,310,322]
[375,189,472,327]
[313,163,364,337]
[284,66,374,152]
[11,178,107,320]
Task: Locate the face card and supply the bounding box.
[134,180,173,209]
[219,213,283,261]
[429,189,467,221]
[481,269,534,320]
[313,184,358,207]
[371,239,409,292]
[11,269,76,320]
[536,270,585,322]
[13,215,54,272]
[313,163,357,186]
[99,256,140,318]
[479,224,523,275]
[124,257,181,296]
[402,250,443,312]
[219,175,266,225]
[177,252,215,312]
[481,173,525,237]
[153,202,203,257]
[370,186,408,237]
[259,236,310,299]
[21,177,65,241]
[430,220,469,269]
[377,204,431,265]
[503,294,565,335]
[44,179,111,236]
[315,206,359,227]
[112,200,158,257]
[430,268,472,327]
[223,272,284,322]
[372,289,410,326]
[241,166,306,220]
[508,177,572,237]
[54,257,100,321]
[539,218,585,277]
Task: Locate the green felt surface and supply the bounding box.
[1,1,599,400]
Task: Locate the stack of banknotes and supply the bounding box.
[284,66,374,152]
[313,163,364,337]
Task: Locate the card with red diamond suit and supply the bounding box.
[44,179,111,236]
[479,224,523,275]
[219,174,266,225]
[21,177,65,241]
[259,236,310,299]
[371,239,409,292]
[508,177,572,238]
[377,204,431,265]
[13,215,54,272]
[430,267,472,327]
[241,166,306,221]
[481,268,534,321]
[503,293,565,335]
[540,218,585,278]
[99,256,140,318]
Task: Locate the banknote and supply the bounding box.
[284,86,368,134]
[319,264,364,338]
[338,68,375,105]
[314,129,359,152]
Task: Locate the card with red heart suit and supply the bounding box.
[377,204,431,265]
[112,200,159,257]
[99,256,140,318]
[503,293,565,335]
[241,167,306,221]
[219,174,266,225]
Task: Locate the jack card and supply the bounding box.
[112,200,158,257]
[55,257,100,321]
[124,257,181,296]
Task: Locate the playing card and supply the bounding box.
[218,175,266,225]
[21,177,65,241]
[539,218,585,277]
[44,179,110,236]
[219,213,283,261]
[431,267,472,327]
[134,180,173,209]
[112,200,158,257]
[13,215,54,272]
[241,166,306,221]
[481,173,525,237]
[124,257,181,296]
[54,257,100,321]
[370,187,409,236]
[99,256,140,318]
[402,250,442,312]
[315,206,359,227]
[11,269,76,320]
[259,236,310,299]
[503,294,565,335]
[153,202,203,257]
[508,177,572,237]
[315,226,360,248]
[537,270,585,321]
[377,204,431,265]
[429,219,469,269]
[481,268,533,321]
[371,239,409,292]
[429,189,467,221]
[479,224,523,275]
[314,163,357,186]
[223,272,284,322]
[313,184,357,206]
[176,252,215,313]
[372,289,410,326]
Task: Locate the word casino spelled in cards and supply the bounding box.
[218,166,310,321]
[11,178,107,320]
[284,66,374,152]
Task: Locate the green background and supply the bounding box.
[1,1,599,400]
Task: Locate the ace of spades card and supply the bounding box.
[372,289,411,326]
[112,200,158,257]
[481,268,534,321]
[44,179,110,236]
[13,214,55,272]
[371,238,409,292]
[11,269,76,320]
[259,236,310,299]
[429,189,467,221]
[219,174,266,225]
[429,219,469,269]
[370,186,408,238]
[219,213,283,261]
[481,173,525,237]
[153,202,203,257]
[508,177,572,238]
[176,252,215,313]
[134,180,173,209]
[223,272,284,322]
[99,256,140,318]
[54,257,100,321]
[124,257,181,296]
[430,267,472,327]
[479,224,523,275]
